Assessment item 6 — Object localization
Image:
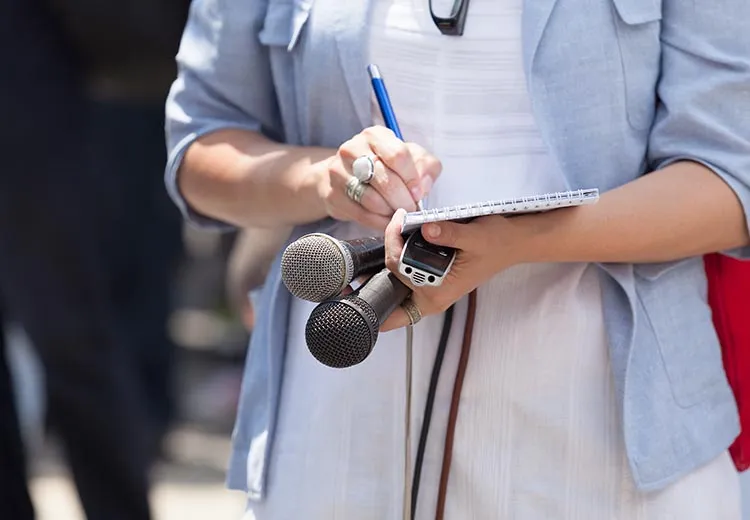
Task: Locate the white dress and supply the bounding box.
[244,0,741,518]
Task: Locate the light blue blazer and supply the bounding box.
[165,0,750,500]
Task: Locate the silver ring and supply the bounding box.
[402,298,422,326]
[345,176,367,204]
[352,154,376,184]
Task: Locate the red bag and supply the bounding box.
[705,253,750,471]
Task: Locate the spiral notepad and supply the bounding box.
[401,188,599,233]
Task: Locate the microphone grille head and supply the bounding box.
[281,234,354,302]
[305,296,379,368]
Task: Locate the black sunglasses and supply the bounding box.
[429,0,471,36]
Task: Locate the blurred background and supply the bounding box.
[0,1,270,518]
[6,225,253,520]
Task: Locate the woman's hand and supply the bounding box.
[314,126,442,231]
[380,209,532,331]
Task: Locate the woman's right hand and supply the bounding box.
[313,126,442,231]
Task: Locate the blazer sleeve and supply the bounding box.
[647,0,750,258]
[164,0,282,229]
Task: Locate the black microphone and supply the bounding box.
[305,268,412,368]
[281,233,388,302]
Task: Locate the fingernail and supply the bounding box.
[424,224,441,238]
[410,185,422,200]
[420,176,433,195]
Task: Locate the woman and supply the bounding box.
[165,0,750,518]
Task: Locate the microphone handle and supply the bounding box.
[344,231,416,279]
[357,268,412,322]
[344,236,387,276]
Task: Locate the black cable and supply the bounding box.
[411,304,455,518]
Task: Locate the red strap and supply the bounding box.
[706,253,750,470]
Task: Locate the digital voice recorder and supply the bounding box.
[398,229,457,287]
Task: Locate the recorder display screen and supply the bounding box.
[402,230,455,277]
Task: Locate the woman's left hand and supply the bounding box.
[381,209,530,331]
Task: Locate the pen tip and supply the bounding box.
[367,64,382,79]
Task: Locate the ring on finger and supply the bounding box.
[345,176,368,204]
[352,154,377,184]
[402,297,422,326]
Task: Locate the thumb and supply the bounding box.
[421,220,477,250]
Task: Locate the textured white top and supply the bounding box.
[244,0,739,518]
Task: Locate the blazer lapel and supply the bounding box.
[522,0,560,82]
[331,0,373,129]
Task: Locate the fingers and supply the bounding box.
[380,211,471,332]
[421,219,486,250]
[321,177,391,231]
[370,157,418,212]
[325,126,442,231]
[358,184,393,217]
[328,151,392,217]
[334,197,391,231]
[384,209,407,273]
[380,305,412,332]
[406,142,442,198]
[363,128,442,202]
[340,126,442,207]
[321,153,390,231]
[339,131,416,212]
[362,127,421,205]
[381,210,426,332]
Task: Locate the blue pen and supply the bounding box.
[367,64,404,140]
[367,64,423,210]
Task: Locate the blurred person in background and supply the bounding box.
[226,226,293,332]
[0,1,152,518]
[0,0,186,518]
[166,0,750,519]
[50,0,188,451]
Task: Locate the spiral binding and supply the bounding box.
[402,188,599,231]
